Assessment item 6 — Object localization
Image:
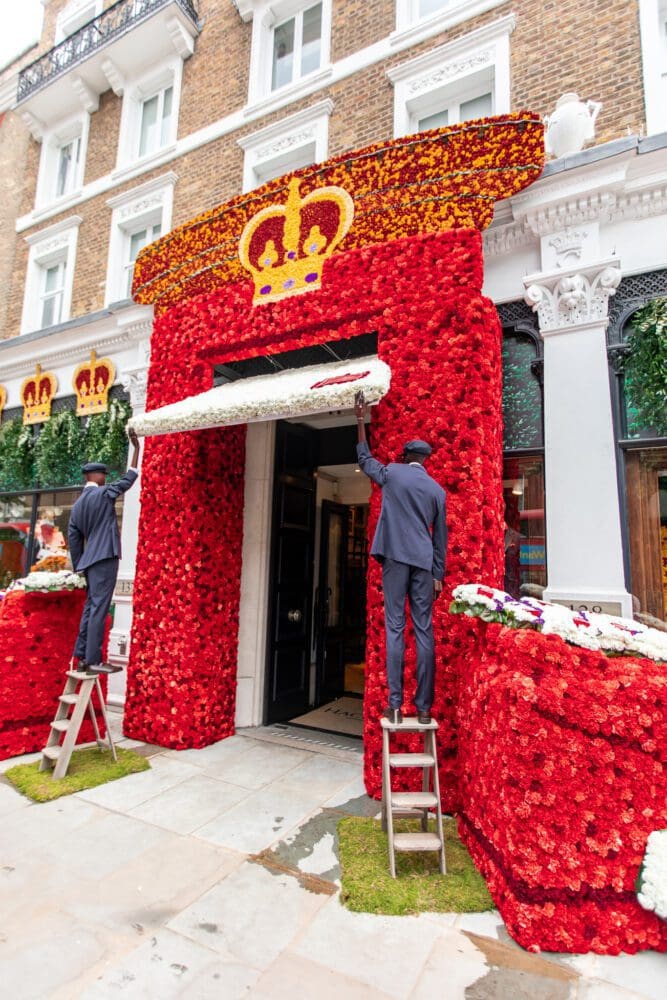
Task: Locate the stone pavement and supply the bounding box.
[0,716,664,1000]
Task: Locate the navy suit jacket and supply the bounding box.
[68,470,138,572]
[357,442,447,579]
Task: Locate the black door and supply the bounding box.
[266,422,316,723]
[315,501,349,704]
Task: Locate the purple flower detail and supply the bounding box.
[260,285,272,295]
[287,251,296,260]
[305,272,318,283]
[283,278,295,289]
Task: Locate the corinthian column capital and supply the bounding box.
[523,259,622,334]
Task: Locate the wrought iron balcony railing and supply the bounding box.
[17,0,199,104]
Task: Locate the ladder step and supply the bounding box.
[42,746,62,761]
[388,753,435,768]
[51,720,70,733]
[394,832,442,852]
[381,717,439,731]
[59,694,79,706]
[66,670,97,680]
[391,792,438,809]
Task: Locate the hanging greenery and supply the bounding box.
[34,409,86,487]
[0,419,36,491]
[84,398,131,478]
[624,297,667,437]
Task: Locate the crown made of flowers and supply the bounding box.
[73,350,115,416]
[21,364,57,425]
[0,384,6,423]
[238,178,354,305]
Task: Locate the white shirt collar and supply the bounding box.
[84,482,100,488]
[408,462,425,468]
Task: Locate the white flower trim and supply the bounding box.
[636,830,667,921]
[130,357,391,438]
[451,583,667,661]
[20,570,87,592]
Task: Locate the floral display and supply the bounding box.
[129,359,390,438]
[456,620,667,954]
[636,831,667,920]
[132,114,544,312]
[451,583,667,660]
[0,589,106,760]
[17,570,86,593]
[30,555,68,573]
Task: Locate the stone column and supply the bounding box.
[105,339,150,706]
[524,259,632,617]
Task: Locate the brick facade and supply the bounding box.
[0,0,649,341]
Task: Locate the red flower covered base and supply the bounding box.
[457,621,667,954]
[0,590,107,760]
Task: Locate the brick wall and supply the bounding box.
[0,113,31,339]
[1,0,649,341]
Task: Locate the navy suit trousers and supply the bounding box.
[382,557,435,713]
[73,557,119,665]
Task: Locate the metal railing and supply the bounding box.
[17,0,199,104]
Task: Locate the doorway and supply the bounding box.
[265,418,371,736]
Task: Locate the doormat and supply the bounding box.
[339,816,494,915]
[291,696,364,737]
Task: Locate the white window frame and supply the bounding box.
[55,0,103,43]
[115,59,183,175]
[639,0,667,135]
[392,0,508,48]
[387,16,514,138]
[21,217,82,335]
[237,99,333,192]
[104,173,177,305]
[245,0,333,110]
[35,114,90,211]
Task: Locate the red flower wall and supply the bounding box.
[457,622,667,954]
[0,590,107,760]
[124,228,504,786]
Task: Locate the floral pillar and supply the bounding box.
[524,260,632,618]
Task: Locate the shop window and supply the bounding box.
[502,330,543,451]
[0,495,32,591]
[625,449,667,622]
[502,456,546,600]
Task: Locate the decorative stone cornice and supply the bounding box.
[524,260,622,334]
[482,219,534,258]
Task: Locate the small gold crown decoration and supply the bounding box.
[21,364,57,425]
[0,384,6,424]
[239,177,354,305]
[73,350,116,416]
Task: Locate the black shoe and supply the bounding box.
[87,663,123,675]
[384,707,403,725]
[417,712,432,725]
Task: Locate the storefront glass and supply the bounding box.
[502,455,546,599]
[0,495,32,590]
[625,448,667,622]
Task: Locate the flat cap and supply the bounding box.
[82,462,108,473]
[403,439,432,456]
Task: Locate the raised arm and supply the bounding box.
[355,391,388,486]
[104,428,141,501]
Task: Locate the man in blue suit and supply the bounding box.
[355,393,447,725]
[68,429,140,675]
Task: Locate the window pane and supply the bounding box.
[44,264,61,293]
[129,229,148,262]
[160,86,173,146]
[56,142,73,197]
[503,455,546,599]
[151,223,162,239]
[419,0,448,16]
[272,17,295,90]
[502,332,543,450]
[418,109,449,131]
[0,495,32,588]
[139,94,159,157]
[301,3,322,77]
[460,92,493,121]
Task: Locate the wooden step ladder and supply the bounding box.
[381,716,446,878]
[40,669,117,780]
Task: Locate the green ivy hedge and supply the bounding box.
[625,297,667,438]
[0,398,131,493]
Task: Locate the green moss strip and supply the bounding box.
[338,816,494,916]
[3,746,150,802]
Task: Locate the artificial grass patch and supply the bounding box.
[3,746,150,802]
[338,816,494,915]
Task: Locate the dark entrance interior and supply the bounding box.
[265,418,370,735]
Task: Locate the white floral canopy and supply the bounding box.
[129,357,391,438]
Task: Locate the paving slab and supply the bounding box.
[193,740,312,790]
[0,791,101,864]
[76,754,202,811]
[128,773,251,834]
[249,950,394,999]
[166,860,329,970]
[278,753,361,800]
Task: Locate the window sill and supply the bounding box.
[391,0,508,50]
[31,189,84,224]
[112,144,178,185]
[243,66,334,120]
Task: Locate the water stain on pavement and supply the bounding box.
[464,933,578,1000]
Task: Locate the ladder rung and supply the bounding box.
[59,694,79,705]
[389,753,434,768]
[66,670,97,680]
[381,717,439,731]
[394,832,441,852]
[391,792,438,809]
[51,720,70,733]
[42,746,61,761]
